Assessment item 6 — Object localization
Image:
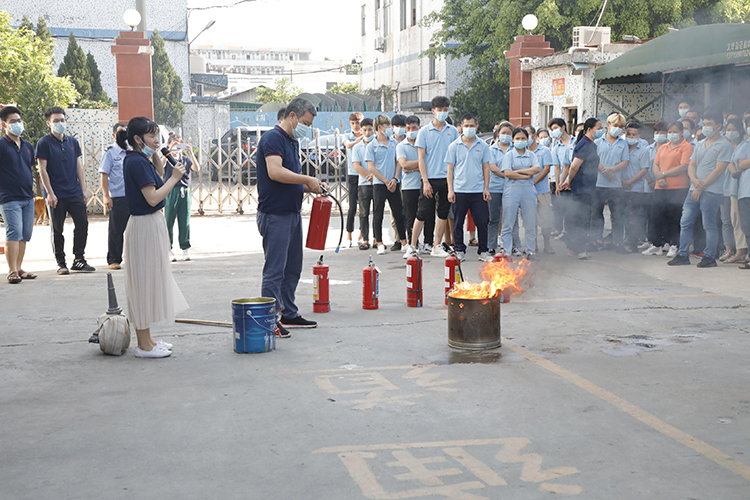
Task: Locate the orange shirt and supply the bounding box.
[654,139,693,189]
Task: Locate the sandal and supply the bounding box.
[739,263,750,270]
[18,269,37,280]
[468,238,478,247]
[7,271,21,284]
[359,242,370,250]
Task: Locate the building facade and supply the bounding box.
[359,0,469,112]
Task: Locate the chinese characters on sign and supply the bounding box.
[727,39,750,60]
[552,78,565,96]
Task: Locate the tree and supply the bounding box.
[713,0,750,23]
[256,77,303,103]
[19,15,33,32]
[326,82,360,94]
[151,29,185,126]
[86,52,110,104]
[57,33,92,100]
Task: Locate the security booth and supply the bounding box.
[594,24,750,130]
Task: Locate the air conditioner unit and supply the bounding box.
[375,37,386,52]
[572,26,611,47]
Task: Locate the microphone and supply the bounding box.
[161,147,189,181]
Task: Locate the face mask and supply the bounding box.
[682,130,692,140]
[8,122,24,136]
[654,134,667,144]
[539,137,551,147]
[435,111,449,122]
[514,140,527,150]
[608,126,623,137]
[139,139,156,157]
[667,133,681,143]
[678,108,689,118]
[363,134,375,143]
[406,130,418,140]
[52,122,66,135]
[594,129,604,139]
[550,129,562,139]
[463,127,476,139]
[498,134,512,145]
[393,127,405,137]
[383,127,393,138]
[702,126,715,138]
[293,121,309,139]
[726,130,740,142]
[625,137,639,146]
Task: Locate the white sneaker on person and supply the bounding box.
[430,245,449,257]
[637,241,651,250]
[478,252,492,262]
[661,243,670,253]
[666,245,678,258]
[423,243,433,253]
[182,249,190,261]
[157,340,173,350]
[512,248,523,256]
[135,345,172,358]
[377,244,386,255]
[456,251,466,262]
[403,245,417,259]
[170,250,177,262]
[577,252,589,260]
[642,245,663,256]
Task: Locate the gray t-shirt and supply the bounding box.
[690,137,733,194]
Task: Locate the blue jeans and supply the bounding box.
[501,183,537,253]
[0,198,34,241]
[678,191,721,259]
[487,192,503,250]
[257,211,303,320]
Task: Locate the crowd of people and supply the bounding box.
[341,97,750,269]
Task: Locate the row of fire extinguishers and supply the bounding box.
[311,252,511,312]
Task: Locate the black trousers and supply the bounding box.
[415,178,448,246]
[739,197,750,245]
[346,175,359,234]
[566,193,592,255]
[453,192,489,254]
[623,191,648,246]
[107,196,130,265]
[591,187,625,245]
[402,189,420,244]
[358,185,373,242]
[550,182,564,233]
[373,184,406,243]
[651,188,688,247]
[48,194,89,266]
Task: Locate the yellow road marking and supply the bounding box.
[515,293,725,304]
[502,337,750,482]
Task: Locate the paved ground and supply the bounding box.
[1,214,750,499]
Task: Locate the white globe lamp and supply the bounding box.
[123,9,141,31]
[522,14,538,34]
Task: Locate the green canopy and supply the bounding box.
[596,24,750,81]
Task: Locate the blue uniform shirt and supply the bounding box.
[35,133,82,198]
[622,139,650,193]
[414,121,458,179]
[528,144,553,194]
[397,140,421,191]
[489,143,510,193]
[343,131,359,176]
[256,125,304,214]
[551,137,573,184]
[644,142,661,194]
[595,135,629,189]
[571,136,599,195]
[123,151,165,215]
[352,140,372,187]
[690,137,734,195]
[0,135,35,205]
[445,135,492,193]
[501,147,540,189]
[365,137,398,185]
[98,144,127,198]
[734,141,750,200]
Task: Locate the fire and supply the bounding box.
[449,259,530,299]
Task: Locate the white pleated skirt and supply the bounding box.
[123,211,189,330]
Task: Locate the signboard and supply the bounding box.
[552,78,565,96]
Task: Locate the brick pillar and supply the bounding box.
[504,35,554,127]
[111,31,154,122]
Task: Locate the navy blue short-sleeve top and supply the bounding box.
[0,135,35,205]
[124,151,165,215]
[256,125,304,214]
[35,133,82,198]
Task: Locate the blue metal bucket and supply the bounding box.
[232,298,277,353]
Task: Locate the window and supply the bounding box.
[384,0,392,36]
[401,89,418,106]
[428,45,436,81]
[361,5,366,36]
[375,0,381,31]
[400,0,407,31]
[411,0,417,27]
[539,103,554,128]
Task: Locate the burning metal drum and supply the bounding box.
[447,293,501,350]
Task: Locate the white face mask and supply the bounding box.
[608,126,623,137]
[726,130,740,142]
[363,134,375,143]
[654,134,667,144]
[702,126,715,138]
[667,133,681,143]
[625,137,639,146]
[497,134,512,145]
[463,127,477,139]
[406,130,418,140]
[435,111,449,122]
[8,122,24,136]
[550,128,562,139]
[539,137,551,147]
[52,122,67,135]
[393,127,405,137]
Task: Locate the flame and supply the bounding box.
[449,259,530,299]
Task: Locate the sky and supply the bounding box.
[187,0,361,61]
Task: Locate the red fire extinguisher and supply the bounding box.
[444,254,463,305]
[363,256,379,310]
[406,254,423,307]
[313,255,330,313]
[305,185,345,252]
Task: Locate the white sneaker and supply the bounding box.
[666,245,678,258]
[157,340,173,350]
[423,243,433,253]
[403,245,417,259]
[577,251,589,260]
[135,345,172,358]
[456,251,466,262]
[182,249,190,261]
[377,244,386,255]
[661,243,670,253]
[637,241,651,250]
[478,252,492,262]
[170,250,177,262]
[512,248,523,256]
[642,244,663,256]
[430,245,449,257]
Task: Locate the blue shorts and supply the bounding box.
[0,198,35,242]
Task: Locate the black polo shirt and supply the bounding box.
[571,136,600,196]
[35,133,82,198]
[124,151,165,215]
[256,125,304,214]
[0,135,35,205]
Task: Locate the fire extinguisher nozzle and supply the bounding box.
[335,246,340,253]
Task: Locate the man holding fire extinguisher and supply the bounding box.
[256,97,325,338]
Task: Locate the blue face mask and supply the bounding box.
[498,134,512,145]
[654,134,667,144]
[8,122,24,136]
[702,126,715,138]
[682,130,692,140]
[594,129,604,139]
[293,121,309,139]
[363,134,375,143]
[514,140,527,150]
[142,145,156,157]
[463,127,477,139]
[435,111,449,122]
[608,126,623,137]
[393,127,405,137]
[625,137,639,146]
[678,108,689,118]
[550,128,562,139]
[406,130,418,140]
[539,137,550,147]
[726,130,740,142]
[383,127,393,138]
[667,133,681,143]
[52,122,66,135]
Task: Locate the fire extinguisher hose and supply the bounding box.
[321,185,344,253]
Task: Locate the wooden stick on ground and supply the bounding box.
[175,318,233,327]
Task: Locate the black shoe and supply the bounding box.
[667,255,690,266]
[696,256,717,268]
[390,241,402,252]
[275,322,291,338]
[280,315,317,328]
[71,259,95,272]
[57,265,70,275]
[488,248,496,256]
[89,334,99,344]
